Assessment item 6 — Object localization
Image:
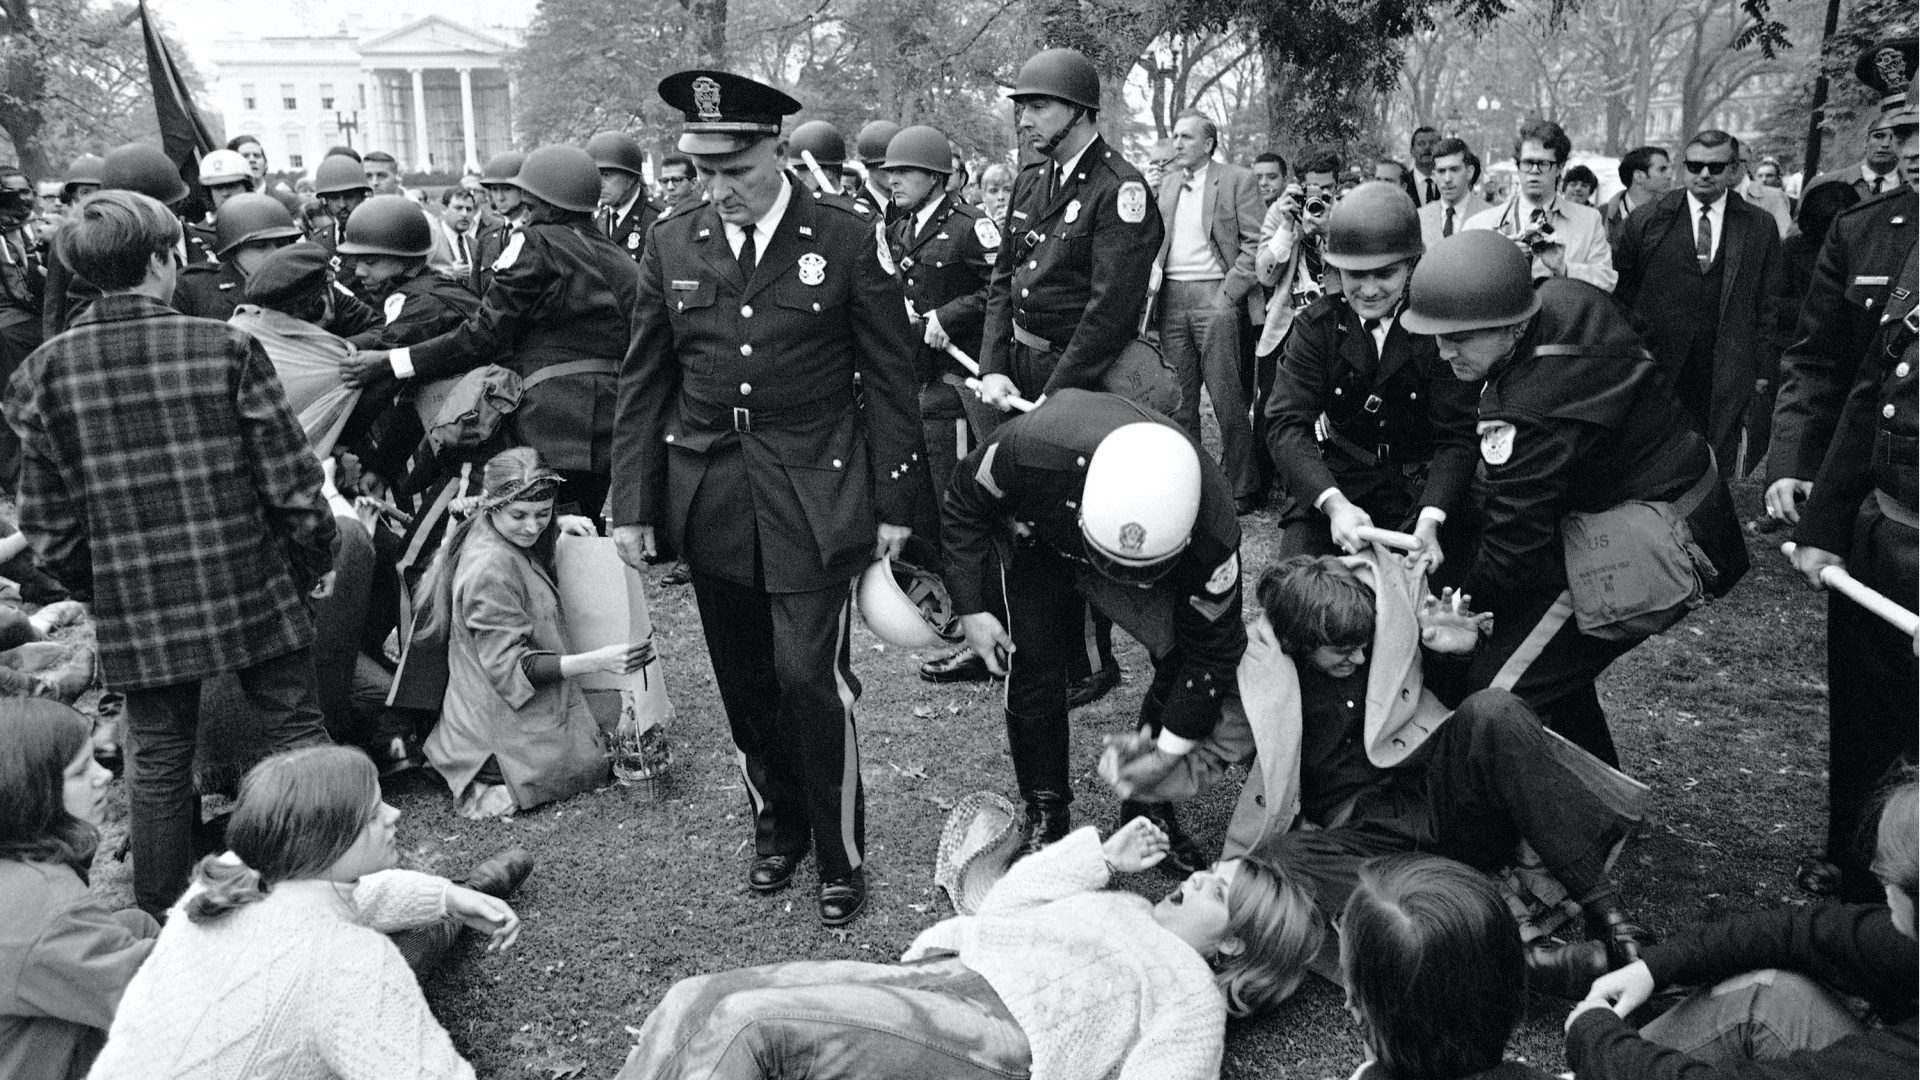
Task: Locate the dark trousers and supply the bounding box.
[1825,504,1919,899]
[1257,688,1629,918]
[123,647,330,916]
[691,574,865,881]
[0,315,43,491]
[557,469,610,524]
[1002,545,1127,803]
[1457,588,1638,767]
[1247,327,1276,499]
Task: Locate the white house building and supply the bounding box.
[206,15,518,177]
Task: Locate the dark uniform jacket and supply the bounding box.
[170,254,384,338]
[1265,299,1479,526]
[406,217,638,476]
[4,294,333,690]
[941,389,1244,743]
[1770,188,1918,484]
[888,193,998,410]
[1463,278,1748,614]
[470,220,514,297]
[312,222,374,306]
[348,270,481,356]
[603,193,662,265]
[978,135,1165,396]
[613,176,925,593]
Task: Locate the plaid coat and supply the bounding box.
[5,294,335,690]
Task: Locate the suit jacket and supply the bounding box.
[1416,197,1472,250]
[612,175,926,591]
[1613,188,1787,469]
[1463,195,1617,292]
[1251,199,1328,357]
[1153,158,1265,322]
[427,219,478,275]
[3,293,333,689]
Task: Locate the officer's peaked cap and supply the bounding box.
[659,70,803,156]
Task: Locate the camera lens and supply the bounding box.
[1304,195,1328,216]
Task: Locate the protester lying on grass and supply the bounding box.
[87,746,532,1080]
[1566,767,1918,1079]
[614,816,1323,1080]
[1344,853,1556,1079]
[414,447,649,819]
[0,700,155,1080]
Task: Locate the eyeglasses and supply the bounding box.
[1516,158,1558,174]
[1682,160,1733,176]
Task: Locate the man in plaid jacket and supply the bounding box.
[5,191,336,917]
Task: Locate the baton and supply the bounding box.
[904,299,983,375]
[965,377,1037,413]
[1781,542,1920,637]
[798,149,836,194]
[1356,525,1423,552]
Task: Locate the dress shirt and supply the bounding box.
[1859,159,1898,194]
[1165,161,1223,281]
[911,196,943,240]
[728,175,793,261]
[1685,191,1726,265]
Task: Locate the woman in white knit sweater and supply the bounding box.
[87,746,521,1080]
[616,817,1324,1080]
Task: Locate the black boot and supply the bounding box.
[1016,794,1071,861]
[1117,800,1205,875]
[1584,897,1656,969]
[1524,939,1610,1000]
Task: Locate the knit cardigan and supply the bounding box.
[85,869,473,1080]
[904,827,1225,1080]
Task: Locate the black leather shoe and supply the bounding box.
[1588,904,1657,969]
[749,852,803,893]
[1524,939,1610,1000]
[819,869,867,926]
[1015,797,1072,861]
[920,646,991,684]
[1066,662,1121,709]
[661,560,692,586]
[462,846,535,900]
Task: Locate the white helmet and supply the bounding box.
[198,149,254,188]
[1079,422,1200,584]
[857,537,961,648]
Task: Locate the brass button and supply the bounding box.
[740,344,752,356]
[1899,362,1912,378]
[1020,288,1029,298]
[741,304,753,318]
[1885,403,1898,419]
[831,458,843,468]
[740,382,752,395]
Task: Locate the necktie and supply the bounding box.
[1425,178,1438,203]
[1872,175,1887,195]
[1696,207,1712,271]
[737,226,757,278]
[459,232,472,266]
[599,206,615,237]
[1443,206,1455,238]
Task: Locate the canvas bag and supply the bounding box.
[1560,459,1720,641]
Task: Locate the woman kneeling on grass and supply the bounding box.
[1567,767,1918,1079]
[420,446,650,819]
[87,746,529,1079]
[615,816,1324,1080]
[0,700,154,1080]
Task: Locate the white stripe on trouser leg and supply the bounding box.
[737,750,767,820]
[1490,590,1575,693]
[998,560,1013,710]
[830,593,862,869]
[953,418,969,462]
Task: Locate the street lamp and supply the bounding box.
[334,110,360,149]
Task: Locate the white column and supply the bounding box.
[457,68,478,173]
[409,67,431,172]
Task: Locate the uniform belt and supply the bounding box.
[1874,431,1918,466]
[1877,488,1920,529]
[685,391,856,435]
[1316,413,1405,467]
[518,357,617,392]
[1011,322,1056,353]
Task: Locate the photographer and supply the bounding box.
[1252,145,1339,358]
[1464,120,1616,292]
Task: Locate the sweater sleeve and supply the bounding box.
[14,893,156,1029]
[350,869,451,933]
[1641,903,1916,1014]
[317,935,475,1080]
[1116,979,1225,1080]
[973,827,1111,917]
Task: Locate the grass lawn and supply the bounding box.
[79,478,1835,1079]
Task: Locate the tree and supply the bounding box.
[510,0,706,149]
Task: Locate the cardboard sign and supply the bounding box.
[554,534,672,735]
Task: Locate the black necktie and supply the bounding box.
[1425,178,1438,203]
[1443,206,1455,238]
[737,226,757,278]
[1872,175,1887,195]
[1696,207,1712,272]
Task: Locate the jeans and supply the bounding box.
[1640,969,1864,1062]
[123,647,330,916]
[616,957,1031,1080]
[1160,279,1259,499]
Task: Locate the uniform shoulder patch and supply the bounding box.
[1478,420,1515,465]
[1204,552,1239,595]
[493,231,525,271]
[974,215,1001,250]
[382,293,406,325]
[1117,180,1148,224]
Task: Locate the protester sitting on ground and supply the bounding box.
[1105,553,1652,998]
[1344,853,1555,1080]
[417,447,648,819]
[87,745,532,1079]
[1565,768,1918,1079]
[614,816,1323,1080]
[0,700,155,1080]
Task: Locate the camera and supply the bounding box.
[1303,193,1329,217]
[1514,219,1556,253]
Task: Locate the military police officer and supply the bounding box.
[786,120,848,196]
[850,120,901,222]
[472,150,527,296]
[587,131,662,265]
[310,153,375,303]
[612,71,925,927]
[173,193,305,321]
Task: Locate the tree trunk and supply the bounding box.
[0,0,49,178]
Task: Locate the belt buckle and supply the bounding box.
[1376,443,1392,462]
[733,407,752,433]
[1904,307,1918,334]
[1363,393,1383,414]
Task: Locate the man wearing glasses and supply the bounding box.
[1464,119,1616,291]
[1613,129,1785,475]
[656,155,703,209]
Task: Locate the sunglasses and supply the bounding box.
[1683,160,1733,176]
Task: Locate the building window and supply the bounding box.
[281,83,297,110]
[287,133,304,169]
[319,84,335,110]
[241,84,256,110]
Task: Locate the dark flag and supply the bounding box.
[138,0,218,199]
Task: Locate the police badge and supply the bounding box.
[1063,199,1081,224]
[798,252,827,285]
[1116,181,1148,224]
[974,216,1001,249]
[1478,420,1515,465]
[626,233,640,250]
[1118,522,1147,553]
[692,76,723,122]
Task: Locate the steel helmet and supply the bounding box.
[313,154,371,196]
[585,131,648,177]
[480,150,525,185]
[1009,48,1101,111]
[1079,422,1200,585]
[855,121,902,165]
[857,536,962,648]
[510,145,601,213]
[1323,181,1423,271]
[100,143,189,203]
[197,149,253,188]
[211,193,302,257]
[335,194,434,257]
[787,120,846,166]
[1400,230,1543,336]
[62,154,105,195]
[883,126,954,174]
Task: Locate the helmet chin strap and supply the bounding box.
[1036,107,1087,161]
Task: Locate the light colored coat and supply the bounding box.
[1153,159,1266,323]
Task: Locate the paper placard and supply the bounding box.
[554,534,672,734]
